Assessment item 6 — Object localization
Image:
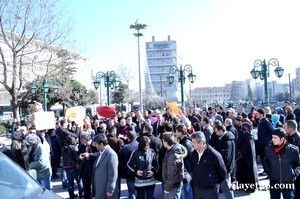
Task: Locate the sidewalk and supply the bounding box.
[51,166,271,199]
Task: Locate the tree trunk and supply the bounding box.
[11,98,20,121]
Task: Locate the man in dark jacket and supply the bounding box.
[257,108,273,176]
[214,123,235,199]
[138,123,162,155]
[162,132,187,199]
[284,120,300,198]
[78,133,98,199]
[175,125,193,199]
[191,131,226,199]
[119,131,139,199]
[264,128,300,199]
[200,116,214,143]
[152,113,165,137]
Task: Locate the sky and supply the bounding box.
[58,0,300,90]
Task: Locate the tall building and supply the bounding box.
[0,31,92,106]
[145,36,178,101]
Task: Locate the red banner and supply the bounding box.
[97,106,116,119]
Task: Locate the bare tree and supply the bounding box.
[0,0,74,120]
[117,63,135,94]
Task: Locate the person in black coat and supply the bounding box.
[175,124,193,199]
[264,128,300,199]
[236,118,258,193]
[78,133,98,199]
[152,114,164,137]
[49,129,61,179]
[137,123,162,155]
[284,119,300,199]
[119,131,139,199]
[191,132,226,199]
[214,123,235,199]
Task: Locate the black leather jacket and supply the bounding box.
[127,148,159,180]
[264,142,300,184]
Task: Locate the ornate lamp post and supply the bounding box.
[166,64,196,107]
[250,58,284,105]
[31,79,59,111]
[93,71,121,105]
[130,20,147,112]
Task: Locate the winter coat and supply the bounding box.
[191,145,226,189]
[127,148,159,187]
[264,142,300,184]
[119,140,139,179]
[257,117,273,147]
[179,136,193,173]
[217,131,236,175]
[162,143,187,191]
[62,144,78,168]
[28,143,51,181]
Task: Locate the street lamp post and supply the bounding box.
[166,64,196,108]
[250,58,284,105]
[31,79,59,111]
[93,71,121,106]
[130,20,147,112]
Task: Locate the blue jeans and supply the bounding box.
[135,184,155,199]
[164,186,182,199]
[61,167,68,189]
[65,168,83,198]
[39,177,51,190]
[126,179,136,199]
[270,188,294,199]
[181,181,193,199]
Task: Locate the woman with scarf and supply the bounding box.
[235,118,258,193]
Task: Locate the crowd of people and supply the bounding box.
[0,101,300,199]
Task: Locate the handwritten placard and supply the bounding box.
[33,111,56,130]
[65,107,86,125]
[166,101,180,116]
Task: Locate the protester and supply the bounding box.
[191,131,226,199]
[236,118,258,193]
[162,132,187,199]
[264,128,300,199]
[62,135,83,199]
[127,136,159,199]
[11,130,27,169]
[175,125,193,199]
[78,133,98,199]
[26,134,52,190]
[119,131,139,199]
[93,133,119,199]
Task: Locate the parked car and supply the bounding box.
[0,152,62,199]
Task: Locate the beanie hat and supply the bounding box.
[272,127,286,139]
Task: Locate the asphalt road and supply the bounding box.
[0,137,272,199]
[51,166,271,199]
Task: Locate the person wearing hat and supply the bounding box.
[264,128,300,199]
